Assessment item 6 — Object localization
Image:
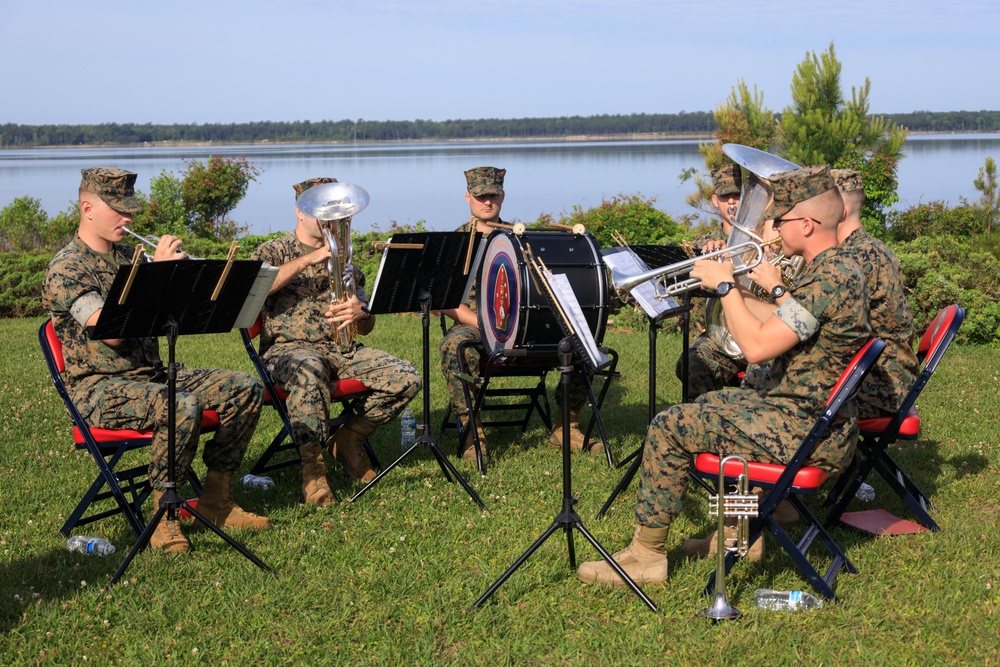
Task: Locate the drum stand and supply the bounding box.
[351,290,486,510]
[472,338,659,613]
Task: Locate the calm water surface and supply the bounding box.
[2,134,998,235]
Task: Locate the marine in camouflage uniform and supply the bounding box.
[439,167,589,459]
[832,169,919,419]
[578,165,871,587]
[251,177,421,505]
[675,164,747,400]
[43,167,269,554]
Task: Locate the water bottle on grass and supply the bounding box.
[66,536,116,557]
[754,589,824,611]
[241,473,275,491]
[400,407,417,451]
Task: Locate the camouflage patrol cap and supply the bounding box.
[711,164,742,197]
[464,166,506,196]
[79,167,142,213]
[830,168,863,193]
[768,165,837,219]
[294,177,338,199]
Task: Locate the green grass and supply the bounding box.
[1,314,998,665]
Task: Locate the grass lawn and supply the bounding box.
[1,313,998,665]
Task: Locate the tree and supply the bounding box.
[779,42,907,236]
[973,156,998,237]
[180,155,260,239]
[131,169,186,237]
[685,80,778,214]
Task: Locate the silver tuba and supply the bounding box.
[705,144,806,361]
[296,182,371,353]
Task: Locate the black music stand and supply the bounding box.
[95,257,274,587]
[350,232,486,510]
[472,250,659,613]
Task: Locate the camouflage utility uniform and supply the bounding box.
[840,227,919,418]
[637,246,871,528]
[42,236,263,489]
[251,235,421,447]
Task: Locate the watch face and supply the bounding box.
[717,282,733,296]
[771,285,786,298]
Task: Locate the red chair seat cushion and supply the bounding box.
[73,410,221,445]
[695,452,829,490]
[859,407,920,438]
[264,380,369,405]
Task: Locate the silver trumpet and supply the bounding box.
[296,182,370,353]
[701,455,758,621]
[121,226,198,260]
[610,237,782,299]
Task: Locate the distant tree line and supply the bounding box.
[3,110,997,148]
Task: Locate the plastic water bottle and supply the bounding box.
[241,473,275,491]
[66,536,116,557]
[855,482,876,502]
[400,407,417,451]
[754,589,824,611]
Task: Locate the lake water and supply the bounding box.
[2,134,998,236]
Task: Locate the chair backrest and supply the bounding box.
[917,304,965,373]
[824,338,888,417]
[41,319,66,375]
[245,312,263,340]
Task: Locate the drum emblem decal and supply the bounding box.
[493,265,510,332]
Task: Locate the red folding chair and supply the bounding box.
[824,304,965,531]
[693,337,886,601]
[239,314,381,475]
[39,319,216,539]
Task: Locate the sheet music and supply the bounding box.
[547,272,611,369]
[602,248,680,318]
[233,264,279,329]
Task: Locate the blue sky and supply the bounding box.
[2,0,996,125]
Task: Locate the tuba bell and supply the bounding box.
[705,144,807,361]
[296,182,371,353]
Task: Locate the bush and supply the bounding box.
[544,193,691,249]
[0,252,50,317]
[886,200,983,242]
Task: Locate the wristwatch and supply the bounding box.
[716,281,736,297]
[770,285,787,300]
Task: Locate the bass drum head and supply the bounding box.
[478,232,525,354]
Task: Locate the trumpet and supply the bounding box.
[610,238,782,299]
[701,455,758,621]
[122,226,197,260]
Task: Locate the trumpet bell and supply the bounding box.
[296,182,370,221]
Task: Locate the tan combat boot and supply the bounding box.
[458,414,487,461]
[548,408,586,451]
[577,525,668,587]
[196,469,272,530]
[300,442,335,506]
[149,490,190,554]
[326,416,377,484]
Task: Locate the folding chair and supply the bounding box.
[824,304,965,531]
[39,319,215,540]
[693,338,886,601]
[239,314,381,475]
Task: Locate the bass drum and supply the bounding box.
[478,230,609,354]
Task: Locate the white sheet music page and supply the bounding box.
[234,264,279,329]
[546,271,611,369]
[602,248,680,318]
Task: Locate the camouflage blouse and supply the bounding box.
[841,227,919,417]
[764,246,872,419]
[251,234,368,355]
[42,235,162,386]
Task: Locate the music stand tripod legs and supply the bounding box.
[471,338,659,613]
[350,291,486,510]
[108,320,270,588]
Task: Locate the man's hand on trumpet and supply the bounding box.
[325,294,374,335]
[690,257,735,292]
[152,234,188,261]
[746,258,783,295]
[701,239,726,253]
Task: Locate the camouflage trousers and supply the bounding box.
[635,388,857,529]
[72,368,263,490]
[675,332,746,401]
[265,342,421,447]
[439,324,587,418]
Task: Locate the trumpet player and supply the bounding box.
[251,178,421,506]
[43,168,270,554]
[577,166,871,588]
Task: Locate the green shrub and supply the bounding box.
[0,252,50,317]
[886,200,983,242]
